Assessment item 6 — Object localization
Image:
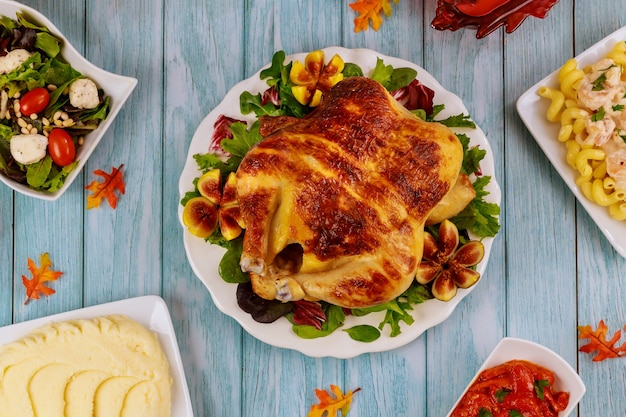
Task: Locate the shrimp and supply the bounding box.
[577,58,623,110]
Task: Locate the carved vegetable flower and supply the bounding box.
[289,50,344,106]
[415,219,484,301]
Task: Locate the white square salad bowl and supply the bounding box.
[0,0,137,200]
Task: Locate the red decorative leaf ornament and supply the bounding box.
[431,0,560,39]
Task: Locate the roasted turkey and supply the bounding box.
[236,76,464,309]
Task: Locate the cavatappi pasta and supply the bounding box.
[538,41,626,221]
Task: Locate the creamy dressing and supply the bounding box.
[575,57,626,189]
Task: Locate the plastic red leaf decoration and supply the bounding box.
[431,0,561,39]
[307,385,361,417]
[349,0,398,32]
[578,320,626,362]
[21,252,64,304]
[85,164,126,209]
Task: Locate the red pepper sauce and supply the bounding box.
[451,360,570,417]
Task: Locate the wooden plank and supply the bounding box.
[161,0,246,416]
[11,1,86,322]
[504,0,578,364]
[573,3,626,416]
[81,0,163,305]
[0,187,13,326]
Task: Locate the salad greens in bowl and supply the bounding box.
[0,0,137,200]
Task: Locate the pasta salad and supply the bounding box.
[538,41,626,220]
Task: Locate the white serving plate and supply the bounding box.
[0,295,194,417]
[179,46,501,358]
[446,337,586,417]
[0,0,137,200]
[516,25,626,259]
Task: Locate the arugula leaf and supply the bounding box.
[370,58,417,91]
[240,91,283,117]
[457,133,486,176]
[355,283,431,337]
[259,50,290,88]
[437,113,476,129]
[193,121,263,176]
[451,176,501,238]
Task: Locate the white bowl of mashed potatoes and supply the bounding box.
[0,295,193,417]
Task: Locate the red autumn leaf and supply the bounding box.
[578,319,626,362]
[85,164,126,209]
[307,385,361,417]
[21,252,64,304]
[431,0,560,39]
[349,0,398,32]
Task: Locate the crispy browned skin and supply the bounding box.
[236,77,463,308]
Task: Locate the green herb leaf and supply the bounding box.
[193,121,263,176]
[218,237,250,283]
[478,408,493,417]
[26,156,53,188]
[370,58,417,91]
[240,90,283,117]
[343,325,381,342]
[495,388,510,403]
[451,175,501,238]
[592,73,607,91]
[259,50,289,88]
[591,106,606,122]
[437,113,476,129]
[509,411,523,417]
[613,104,624,111]
[534,379,550,400]
[342,62,363,77]
[290,304,346,338]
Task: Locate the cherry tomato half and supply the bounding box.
[48,128,76,167]
[19,87,51,116]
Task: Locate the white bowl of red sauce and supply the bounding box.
[447,337,585,417]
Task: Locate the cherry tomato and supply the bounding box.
[20,87,50,116]
[48,128,76,167]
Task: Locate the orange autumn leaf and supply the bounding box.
[21,252,64,304]
[349,0,398,32]
[578,319,626,362]
[307,385,361,417]
[85,164,126,209]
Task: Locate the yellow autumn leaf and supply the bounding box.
[307,385,361,417]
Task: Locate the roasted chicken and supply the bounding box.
[236,76,464,308]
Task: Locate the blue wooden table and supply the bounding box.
[1,1,625,416]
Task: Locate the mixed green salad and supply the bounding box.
[182,50,500,342]
[0,12,110,192]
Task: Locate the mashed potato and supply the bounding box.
[0,315,172,417]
